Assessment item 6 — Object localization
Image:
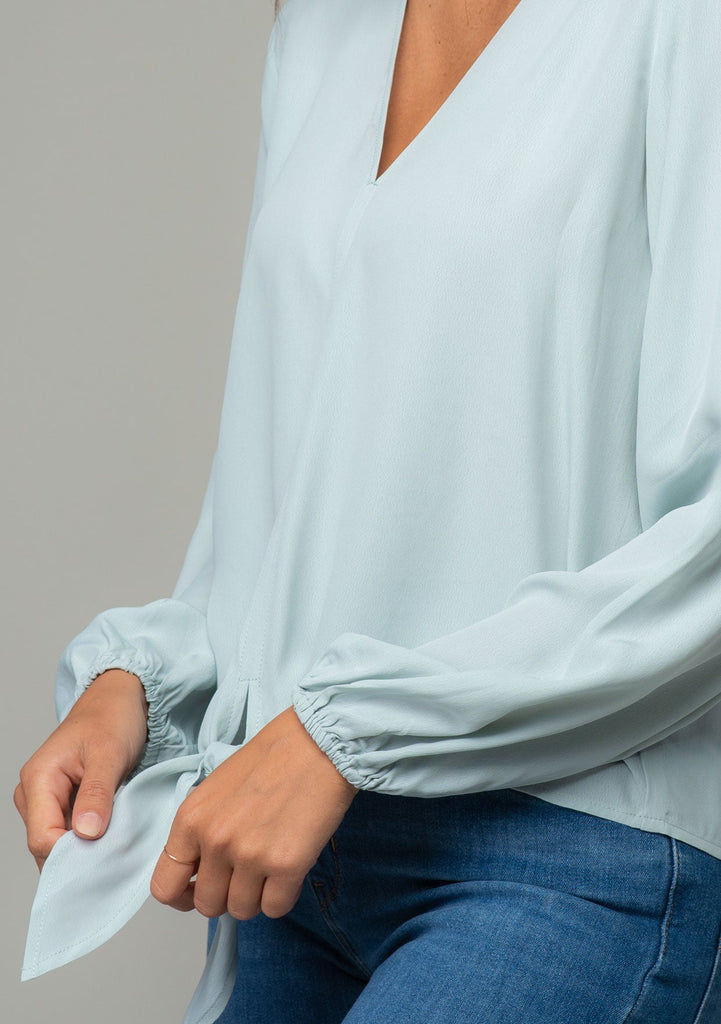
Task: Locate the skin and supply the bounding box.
[14,668,358,919]
[14,669,151,874]
[14,0,521,920]
[149,705,358,919]
[377,0,524,178]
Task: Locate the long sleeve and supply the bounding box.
[54,14,284,779]
[54,453,219,776]
[291,0,721,796]
[20,14,290,996]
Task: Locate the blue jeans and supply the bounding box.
[206,788,721,1022]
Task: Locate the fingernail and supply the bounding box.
[76,812,103,837]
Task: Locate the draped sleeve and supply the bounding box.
[54,13,284,779]
[291,0,721,796]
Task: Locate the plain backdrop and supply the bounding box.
[2,1,277,1020]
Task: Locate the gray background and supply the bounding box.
[3,1,277,1019]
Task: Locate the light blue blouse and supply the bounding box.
[22,0,721,1020]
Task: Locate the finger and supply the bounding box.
[157,876,197,913]
[179,877,197,912]
[150,861,198,912]
[13,781,27,821]
[259,872,306,920]
[15,787,51,873]
[71,749,126,839]
[22,768,74,862]
[150,839,200,911]
[192,858,234,919]
[226,864,266,921]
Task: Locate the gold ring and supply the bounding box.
[162,844,197,867]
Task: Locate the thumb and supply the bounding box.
[72,758,122,839]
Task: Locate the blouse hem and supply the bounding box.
[511,787,721,863]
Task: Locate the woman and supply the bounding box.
[15,0,721,1020]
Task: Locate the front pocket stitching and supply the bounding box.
[619,835,680,1024]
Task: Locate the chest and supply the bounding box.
[256,0,656,306]
[376,0,526,180]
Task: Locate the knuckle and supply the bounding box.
[79,779,112,802]
[204,827,233,857]
[227,901,257,921]
[175,802,202,833]
[18,760,38,785]
[262,900,289,920]
[193,898,221,919]
[27,834,49,859]
[260,878,303,919]
[263,842,309,878]
[234,839,265,867]
[264,852,299,877]
[149,878,174,905]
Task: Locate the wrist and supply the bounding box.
[89,668,150,721]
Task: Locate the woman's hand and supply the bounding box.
[13,669,150,872]
[149,705,359,921]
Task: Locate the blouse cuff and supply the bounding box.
[75,647,194,780]
[292,684,383,790]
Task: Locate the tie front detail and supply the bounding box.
[21,739,242,1000]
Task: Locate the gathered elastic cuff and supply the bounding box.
[291,683,387,791]
[79,648,192,778]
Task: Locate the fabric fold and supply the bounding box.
[21,740,243,1023]
[21,753,203,981]
[287,0,721,798]
[181,912,240,1024]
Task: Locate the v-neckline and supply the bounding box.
[371,0,531,186]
